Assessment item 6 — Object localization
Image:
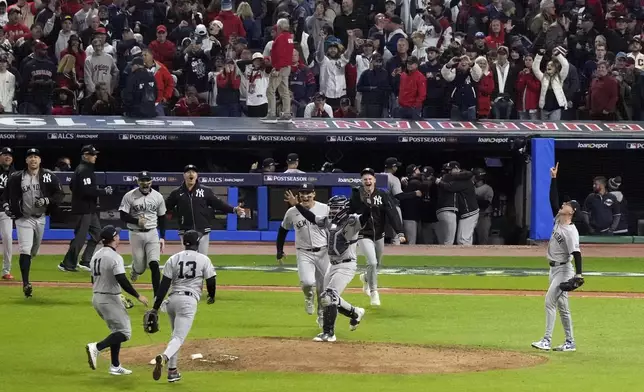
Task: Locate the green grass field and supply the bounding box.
[2,253,644,391]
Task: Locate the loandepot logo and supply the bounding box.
[577,142,608,149]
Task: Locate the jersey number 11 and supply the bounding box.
[93,259,102,277]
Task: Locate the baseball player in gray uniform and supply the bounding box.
[85,226,149,376]
[151,230,217,383]
[532,163,583,352]
[0,147,15,280]
[276,184,330,328]
[473,168,494,245]
[119,171,167,297]
[2,148,63,298]
[285,190,367,343]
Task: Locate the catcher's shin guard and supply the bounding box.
[322,304,338,335]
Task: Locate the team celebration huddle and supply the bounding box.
[0,145,586,383]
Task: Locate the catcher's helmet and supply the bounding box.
[183,230,201,247]
[328,195,350,223]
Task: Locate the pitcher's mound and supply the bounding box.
[122,337,546,374]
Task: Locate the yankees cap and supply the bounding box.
[26,148,40,157]
[183,230,201,247]
[298,183,315,192]
[360,167,376,177]
[138,171,152,181]
[1,147,13,155]
[184,164,198,173]
[100,225,121,241]
[81,145,99,155]
[384,157,401,168]
[286,153,299,163]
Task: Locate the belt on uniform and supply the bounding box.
[93,292,120,295]
[297,247,326,252]
[330,258,354,266]
[549,261,568,267]
[131,228,152,233]
[170,291,198,299]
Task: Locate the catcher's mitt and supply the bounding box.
[559,276,585,292]
[143,309,159,333]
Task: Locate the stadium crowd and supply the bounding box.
[1,0,643,120]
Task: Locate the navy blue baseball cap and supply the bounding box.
[298,183,315,192]
[183,230,201,247]
[138,171,152,181]
[26,148,40,157]
[100,225,121,241]
[184,164,198,173]
[360,167,376,176]
[1,147,13,155]
[81,145,99,155]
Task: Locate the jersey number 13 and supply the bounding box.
[178,261,197,279]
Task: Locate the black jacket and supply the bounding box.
[70,161,106,214]
[436,171,477,217]
[165,181,235,233]
[400,175,423,221]
[0,165,16,200]
[349,186,403,240]
[123,68,158,118]
[3,169,64,219]
[455,172,479,219]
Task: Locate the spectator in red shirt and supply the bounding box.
[216,59,242,116]
[4,8,29,44]
[265,17,293,121]
[59,34,85,82]
[8,0,36,29]
[587,60,619,121]
[216,0,246,46]
[174,85,210,116]
[143,48,174,116]
[149,25,176,71]
[515,54,541,119]
[484,18,505,50]
[474,56,494,118]
[396,56,426,120]
[333,97,358,118]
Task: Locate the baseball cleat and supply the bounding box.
[304,296,314,315]
[86,342,99,370]
[350,307,365,331]
[553,341,576,352]
[370,291,380,306]
[359,273,370,296]
[531,338,552,351]
[58,263,78,272]
[109,366,132,376]
[168,370,182,383]
[313,332,336,342]
[78,263,91,272]
[153,354,166,381]
[23,283,32,298]
[2,273,13,280]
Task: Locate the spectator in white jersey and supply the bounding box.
[85,226,149,376]
[283,153,305,173]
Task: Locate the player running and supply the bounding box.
[531,163,584,352]
[151,230,217,383]
[119,171,167,297]
[276,184,330,328]
[2,148,63,298]
[85,226,149,375]
[284,190,367,343]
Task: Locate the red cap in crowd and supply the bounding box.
[157,25,167,33]
[34,40,48,50]
[95,27,107,34]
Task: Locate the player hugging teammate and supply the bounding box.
[284,189,367,342]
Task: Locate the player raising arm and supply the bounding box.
[86,226,148,376]
[531,162,584,352]
[285,190,369,342]
[149,230,217,383]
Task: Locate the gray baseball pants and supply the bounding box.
[0,212,13,275]
[402,220,420,245]
[543,262,574,342]
[92,293,132,339]
[358,237,384,292]
[437,211,479,245]
[296,248,330,316]
[130,230,161,276]
[16,216,45,257]
[163,293,198,369]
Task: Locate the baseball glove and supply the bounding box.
[559,276,585,292]
[120,294,134,309]
[143,309,159,333]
